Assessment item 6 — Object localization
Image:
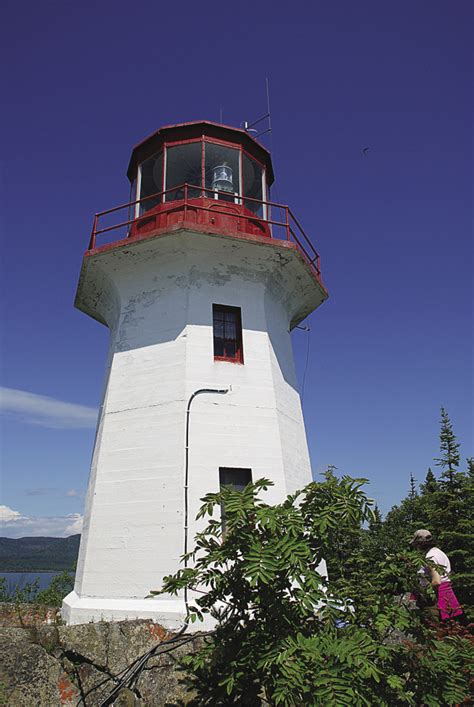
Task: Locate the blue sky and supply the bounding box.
[1,0,472,537]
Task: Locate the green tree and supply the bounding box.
[434,407,461,486]
[156,477,473,706]
[0,572,74,607]
[420,468,437,495]
[466,457,474,478]
[379,412,473,618]
[424,413,473,615]
[361,503,387,567]
[36,571,74,606]
[369,504,382,531]
[409,473,417,501]
[380,474,430,557]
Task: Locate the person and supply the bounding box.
[410,529,466,623]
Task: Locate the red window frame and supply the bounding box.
[213,304,244,364]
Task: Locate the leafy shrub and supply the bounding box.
[36,571,74,606]
[0,571,73,607]
[155,474,473,705]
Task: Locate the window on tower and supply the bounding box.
[213,304,243,363]
[219,467,252,532]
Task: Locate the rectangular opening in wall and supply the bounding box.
[219,467,252,531]
[213,304,243,363]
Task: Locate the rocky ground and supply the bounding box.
[0,605,201,706]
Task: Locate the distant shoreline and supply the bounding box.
[0,535,80,574]
[0,569,74,574]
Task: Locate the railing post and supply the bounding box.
[88,214,98,251]
[285,207,290,241]
[184,183,188,220]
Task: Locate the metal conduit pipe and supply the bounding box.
[95,389,231,706]
[184,387,229,610]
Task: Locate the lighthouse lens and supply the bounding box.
[211,164,234,193]
[205,143,240,201]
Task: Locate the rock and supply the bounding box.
[0,602,59,628]
[114,687,140,706]
[0,620,200,706]
[73,661,111,705]
[55,621,172,674]
[0,628,78,706]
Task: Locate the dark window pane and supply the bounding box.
[205,142,240,202]
[214,320,224,338]
[139,152,163,214]
[220,467,252,491]
[224,340,237,358]
[243,153,263,217]
[224,321,237,339]
[223,309,237,323]
[219,468,252,531]
[165,142,202,202]
[214,339,225,357]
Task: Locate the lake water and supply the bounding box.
[0,572,69,593]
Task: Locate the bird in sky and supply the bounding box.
[362,147,370,156]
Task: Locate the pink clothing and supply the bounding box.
[435,580,463,621]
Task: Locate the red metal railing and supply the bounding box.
[88,184,323,280]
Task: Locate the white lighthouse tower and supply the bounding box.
[62,121,328,627]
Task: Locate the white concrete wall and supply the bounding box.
[64,231,320,625]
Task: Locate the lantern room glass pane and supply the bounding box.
[205,143,240,202]
[243,153,263,217]
[128,178,136,223]
[165,142,202,201]
[139,152,163,215]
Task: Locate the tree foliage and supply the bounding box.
[156,473,473,706]
[435,407,461,484]
[380,409,473,616]
[0,571,74,607]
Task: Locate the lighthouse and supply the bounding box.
[62,121,328,627]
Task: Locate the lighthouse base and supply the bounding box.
[61,592,204,630]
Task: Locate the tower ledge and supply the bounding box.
[77,225,327,331]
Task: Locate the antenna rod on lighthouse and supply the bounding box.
[244,78,272,138]
[265,76,272,136]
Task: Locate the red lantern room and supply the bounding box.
[125,121,274,240]
[87,120,326,299]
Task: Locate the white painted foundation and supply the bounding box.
[63,229,326,626]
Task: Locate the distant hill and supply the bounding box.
[0,535,80,571]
